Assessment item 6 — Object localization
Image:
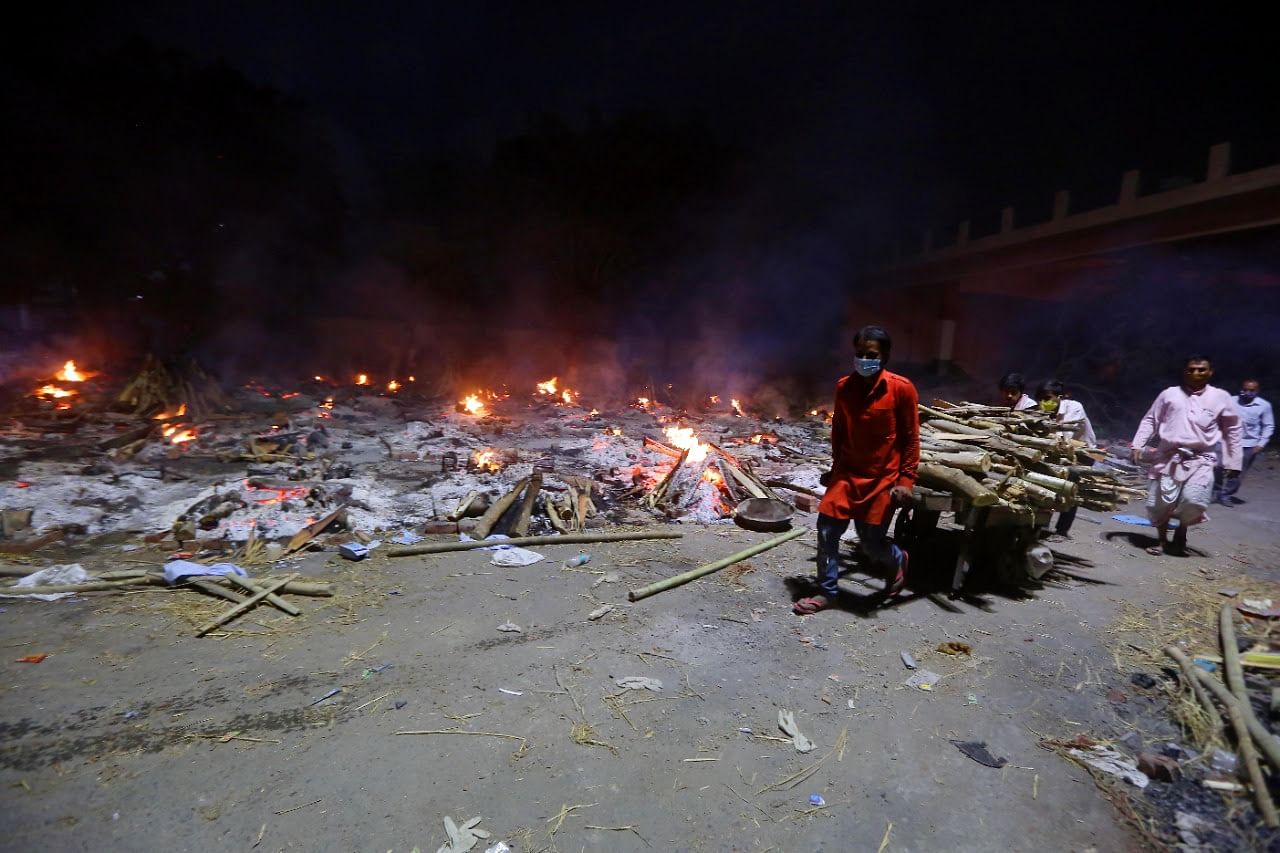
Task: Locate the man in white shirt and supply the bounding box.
[1035,380,1097,541]
[1215,378,1273,506]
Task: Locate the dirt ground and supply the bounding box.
[2,459,1278,852]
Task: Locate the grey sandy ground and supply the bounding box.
[2,465,1278,852]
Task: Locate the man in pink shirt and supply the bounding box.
[1130,355,1242,556]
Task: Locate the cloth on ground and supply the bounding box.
[0,564,94,601]
[163,560,248,585]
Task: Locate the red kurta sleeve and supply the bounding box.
[894,378,920,488]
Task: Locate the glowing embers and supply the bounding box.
[355,373,371,386]
[243,479,310,506]
[731,398,745,417]
[387,380,401,393]
[163,424,198,445]
[152,403,188,420]
[456,389,507,416]
[470,448,504,473]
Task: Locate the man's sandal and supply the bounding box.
[792,595,832,615]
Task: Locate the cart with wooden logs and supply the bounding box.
[888,401,1145,593]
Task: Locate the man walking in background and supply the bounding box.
[794,325,919,614]
[1131,355,1241,556]
[1215,378,1272,506]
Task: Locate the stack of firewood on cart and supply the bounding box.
[914,401,1145,519]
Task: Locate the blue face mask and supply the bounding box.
[854,357,881,377]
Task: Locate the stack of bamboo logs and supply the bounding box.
[915,401,1145,516]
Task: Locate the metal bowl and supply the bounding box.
[733,497,795,532]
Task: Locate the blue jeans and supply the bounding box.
[816,513,903,597]
[1214,445,1262,502]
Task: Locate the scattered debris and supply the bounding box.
[951,740,1007,768]
[309,688,341,706]
[498,688,523,696]
[1238,598,1280,618]
[564,554,591,568]
[1129,672,1158,690]
[434,815,490,853]
[614,676,663,691]
[904,670,941,691]
[937,641,972,656]
[1066,745,1149,788]
[900,651,918,669]
[496,622,523,633]
[338,542,370,561]
[586,604,615,621]
[777,709,815,753]
[16,654,48,664]
[808,793,826,807]
[1136,752,1181,783]
[490,547,544,567]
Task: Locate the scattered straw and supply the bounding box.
[570,721,617,754]
[756,727,848,795]
[394,728,528,759]
[877,820,893,853]
[584,825,649,846]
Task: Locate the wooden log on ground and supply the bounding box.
[446,490,480,522]
[544,493,569,534]
[472,477,530,539]
[917,463,999,507]
[510,473,543,537]
[628,527,805,601]
[388,529,683,558]
[764,480,823,499]
[196,574,297,637]
[285,504,347,554]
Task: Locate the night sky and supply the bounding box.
[44,3,1277,238]
[5,5,1278,392]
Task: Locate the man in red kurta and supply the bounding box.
[794,325,920,614]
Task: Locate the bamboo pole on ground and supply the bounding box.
[228,575,301,616]
[196,574,297,637]
[472,477,530,539]
[628,527,805,601]
[1166,647,1278,826]
[389,529,684,558]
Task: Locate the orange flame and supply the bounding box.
[387,380,400,392]
[163,425,197,445]
[536,377,558,395]
[606,426,623,436]
[703,466,725,487]
[708,395,721,405]
[664,425,709,463]
[152,403,188,420]
[56,360,89,382]
[461,394,486,415]
[731,398,745,417]
[36,384,76,399]
[560,388,578,405]
[471,448,502,472]
[355,373,370,386]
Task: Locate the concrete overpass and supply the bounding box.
[855,142,1280,377]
